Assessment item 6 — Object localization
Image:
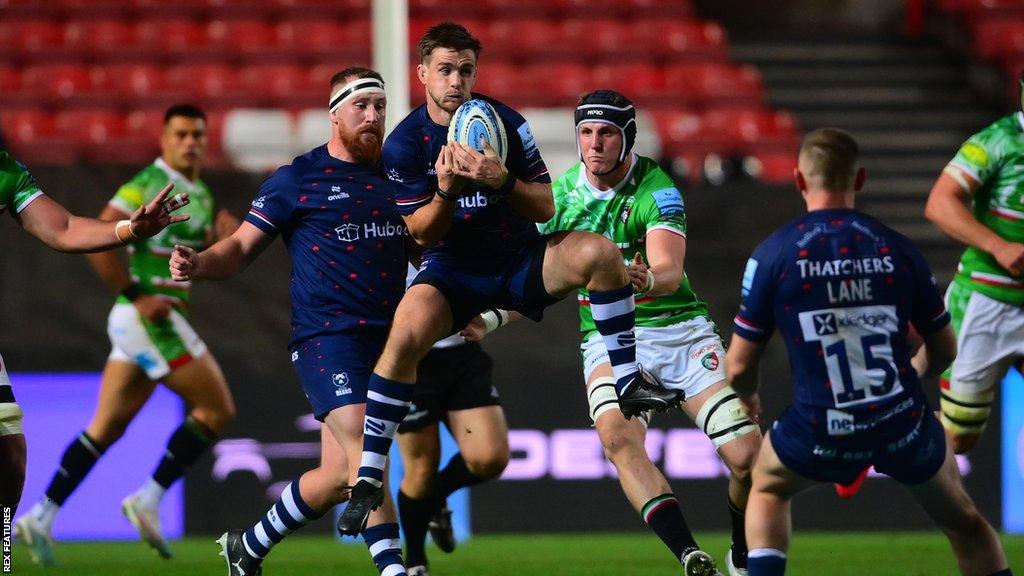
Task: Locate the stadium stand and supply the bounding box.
[0,0,800,184]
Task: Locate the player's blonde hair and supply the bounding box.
[799,128,860,192]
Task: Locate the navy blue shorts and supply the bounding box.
[289,331,387,421]
[398,342,499,434]
[412,236,560,332]
[770,400,947,486]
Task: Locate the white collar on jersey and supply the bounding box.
[154,157,201,193]
[578,153,639,200]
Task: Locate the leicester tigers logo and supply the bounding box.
[701,352,719,371]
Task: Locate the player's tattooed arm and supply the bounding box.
[926,168,1024,275]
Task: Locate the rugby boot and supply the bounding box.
[407,565,431,576]
[122,494,173,558]
[834,466,870,499]
[337,479,384,536]
[618,365,685,419]
[681,547,721,576]
[217,529,263,576]
[427,504,456,553]
[726,546,749,576]
[14,514,57,567]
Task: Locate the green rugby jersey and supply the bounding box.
[110,158,214,305]
[0,151,44,216]
[948,112,1024,304]
[540,155,711,339]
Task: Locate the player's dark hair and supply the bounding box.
[330,67,384,92]
[799,128,860,192]
[417,22,482,63]
[163,104,206,124]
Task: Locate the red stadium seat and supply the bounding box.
[0,109,79,165]
[631,19,728,61]
[166,64,250,107]
[63,20,136,57]
[971,19,1024,60]
[136,20,207,57]
[592,64,667,103]
[13,20,63,54]
[55,109,125,144]
[239,65,318,108]
[556,19,627,60]
[664,63,764,106]
[747,151,797,184]
[21,65,98,101]
[0,68,20,92]
[206,20,276,54]
[471,62,526,104]
[125,109,167,139]
[537,63,592,104]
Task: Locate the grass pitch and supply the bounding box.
[9,532,1024,575]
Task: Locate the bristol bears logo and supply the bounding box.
[812,312,838,336]
[333,372,352,396]
[701,352,719,371]
[335,223,360,242]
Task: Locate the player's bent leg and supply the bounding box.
[127,354,234,558]
[328,405,406,574]
[447,406,509,481]
[221,422,347,576]
[86,360,156,446]
[541,230,630,295]
[345,286,449,537]
[0,402,26,511]
[939,385,995,455]
[905,441,1009,576]
[745,434,816,576]
[397,424,442,570]
[586,370,710,573]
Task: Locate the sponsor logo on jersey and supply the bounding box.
[812,312,838,336]
[328,185,350,201]
[826,409,855,436]
[700,352,719,371]
[741,258,759,297]
[458,190,501,209]
[333,372,352,396]
[960,142,990,168]
[252,195,267,209]
[337,220,408,242]
[796,255,894,279]
[291,351,299,362]
[386,168,404,183]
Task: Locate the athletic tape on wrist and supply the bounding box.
[480,308,510,333]
[115,219,137,243]
[329,78,385,113]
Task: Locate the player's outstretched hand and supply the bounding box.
[459,315,488,342]
[451,141,507,190]
[130,183,190,239]
[169,244,199,282]
[992,240,1024,276]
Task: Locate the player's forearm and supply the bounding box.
[85,249,134,294]
[913,326,957,380]
[926,192,1005,254]
[646,264,682,297]
[725,334,763,397]
[192,237,252,280]
[41,215,126,253]
[405,197,456,246]
[504,180,554,222]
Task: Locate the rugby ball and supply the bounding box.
[447,99,508,162]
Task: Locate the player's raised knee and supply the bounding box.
[465,451,509,480]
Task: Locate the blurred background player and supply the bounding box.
[397,263,510,576]
[340,22,683,535]
[727,128,1011,576]
[169,67,410,576]
[16,104,238,565]
[538,90,760,576]
[0,150,187,519]
[924,72,1024,455]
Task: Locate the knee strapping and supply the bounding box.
[0,403,23,437]
[587,376,650,426]
[940,387,994,436]
[694,387,756,448]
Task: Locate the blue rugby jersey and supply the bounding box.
[382,94,550,263]
[733,208,950,414]
[245,145,408,345]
